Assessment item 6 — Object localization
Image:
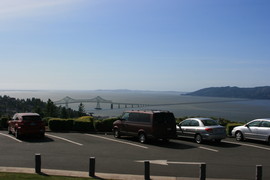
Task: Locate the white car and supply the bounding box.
[176,118,226,144]
[231,118,270,144]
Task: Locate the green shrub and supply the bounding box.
[42,117,52,126]
[0,117,9,129]
[94,118,117,132]
[49,118,74,131]
[226,123,244,136]
[73,121,94,132]
[73,116,94,132]
[77,116,94,122]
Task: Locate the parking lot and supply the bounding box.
[0,130,270,180]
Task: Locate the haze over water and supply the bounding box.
[1,90,270,122]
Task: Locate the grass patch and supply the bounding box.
[0,172,101,180]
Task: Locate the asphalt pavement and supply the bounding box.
[0,130,269,180]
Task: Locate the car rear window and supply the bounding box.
[153,113,175,124]
[201,119,218,126]
[22,116,41,121]
[129,113,151,123]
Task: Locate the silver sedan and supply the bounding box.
[176,118,226,144]
[231,118,270,144]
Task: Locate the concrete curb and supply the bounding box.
[0,166,243,180]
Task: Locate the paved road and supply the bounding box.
[0,130,269,180]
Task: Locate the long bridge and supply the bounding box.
[54,96,149,110]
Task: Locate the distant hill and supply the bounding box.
[185,86,270,99]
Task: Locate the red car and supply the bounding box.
[8,113,45,139]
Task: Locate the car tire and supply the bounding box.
[15,129,21,139]
[162,138,169,143]
[114,129,121,138]
[8,126,12,134]
[139,133,147,144]
[40,133,45,139]
[195,134,202,144]
[235,131,243,141]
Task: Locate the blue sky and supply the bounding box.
[0,0,269,92]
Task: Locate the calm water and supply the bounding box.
[1,90,270,122]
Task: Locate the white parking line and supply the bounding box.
[223,140,270,151]
[0,133,22,143]
[46,134,83,146]
[199,146,219,152]
[86,134,148,149]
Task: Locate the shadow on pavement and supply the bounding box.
[19,136,54,143]
[119,136,197,150]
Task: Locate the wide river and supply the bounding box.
[1,90,270,122]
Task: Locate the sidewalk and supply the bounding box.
[0,166,243,180]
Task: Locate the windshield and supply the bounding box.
[22,116,41,121]
[201,119,218,126]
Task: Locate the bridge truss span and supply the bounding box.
[54,96,149,110]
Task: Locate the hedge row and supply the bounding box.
[48,116,116,132]
[226,122,245,136]
[94,118,118,132]
[0,117,9,129]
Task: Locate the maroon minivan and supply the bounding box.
[8,113,45,139]
[113,110,176,143]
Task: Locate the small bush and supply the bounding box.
[42,117,52,126]
[94,118,117,132]
[77,116,94,122]
[0,117,9,129]
[49,118,74,132]
[226,123,244,136]
[73,121,94,132]
[73,116,94,132]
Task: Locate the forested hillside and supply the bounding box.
[185,86,270,99]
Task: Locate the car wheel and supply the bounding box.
[195,134,203,144]
[235,131,243,141]
[139,133,147,144]
[15,129,21,139]
[8,126,12,134]
[40,133,45,139]
[114,129,121,138]
[162,138,169,143]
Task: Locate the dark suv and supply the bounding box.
[8,113,45,139]
[113,110,176,143]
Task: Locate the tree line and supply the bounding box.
[0,95,87,119]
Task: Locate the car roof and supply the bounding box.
[186,117,213,121]
[16,113,40,116]
[252,118,270,121]
[124,110,172,114]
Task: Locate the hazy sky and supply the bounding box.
[0,0,269,92]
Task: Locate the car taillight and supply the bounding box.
[205,128,213,133]
[17,120,24,126]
